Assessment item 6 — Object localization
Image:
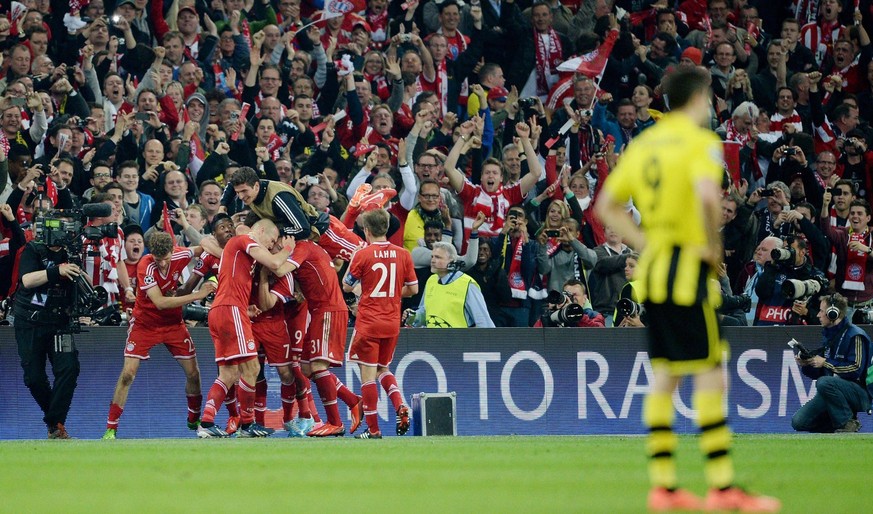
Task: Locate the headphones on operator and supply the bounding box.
[825,294,841,322]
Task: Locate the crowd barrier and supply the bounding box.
[2,326,870,439]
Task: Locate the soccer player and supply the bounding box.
[275,236,363,437]
[343,209,418,439]
[196,219,293,438]
[596,67,781,512]
[102,232,216,439]
[254,264,318,437]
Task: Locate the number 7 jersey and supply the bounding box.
[346,240,417,338]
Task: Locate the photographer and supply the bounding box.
[754,235,825,325]
[535,279,605,328]
[838,131,873,201]
[13,224,84,439]
[791,293,873,433]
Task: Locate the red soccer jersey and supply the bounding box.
[132,248,195,326]
[212,235,260,309]
[122,260,139,312]
[319,214,364,262]
[288,239,345,313]
[192,250,221,277]
[346,241,417,338]
[252,273,294,322]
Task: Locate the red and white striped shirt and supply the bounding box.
[801,21,844,66]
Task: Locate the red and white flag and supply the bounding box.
[556,29,618,79]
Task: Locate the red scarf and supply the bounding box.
[844,231,869,291]
[508,237,528,299]
[364,72,391,101]
[534,29,563,96]
[723,119,751,145]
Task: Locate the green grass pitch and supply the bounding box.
[1,434,870,513]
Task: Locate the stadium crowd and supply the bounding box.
[1,0,873,334]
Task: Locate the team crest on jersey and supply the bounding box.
[126,343,135,352]
[173,272,180,281]
[247,340,255,351]
[143,275,155,285]
[849,264,863,280]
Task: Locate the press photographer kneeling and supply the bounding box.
[791,293,873,433]
[754,235,826,326]
[536,280,605,327]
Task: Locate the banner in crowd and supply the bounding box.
[1,327,865,439]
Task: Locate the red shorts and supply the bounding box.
[253,316,292,367]
[208,305,258,364]
[347,330,398,367]
[302,310,348,367]
[284,301,309,354]
[125,319,195,360]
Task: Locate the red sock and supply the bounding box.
[238,378,256,426]
[106,402,123,430]
[332,374,360,408]
[254,379,268,425]
[281,381,296,422]
[313,370,340,426]
[361,381,380,433]
[379,371,403,411]
[292,364,312,418]
[202,379,229,425]
[308,393,321,423]
[224,384,239,417]
[187,394,202,423]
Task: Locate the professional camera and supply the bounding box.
[32,203,116,333]
[518,97,537,111]
[91,304,128,326]
[781,276,827,300]
[771,247,796,263]
[616,298,646,318]
[182,303,210,323]
[852,307,873,325]
[445,259,465,273]
[543,290,584,327]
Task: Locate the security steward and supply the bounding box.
[13,236,84,439]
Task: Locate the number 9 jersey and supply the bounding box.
[602,112,724,307]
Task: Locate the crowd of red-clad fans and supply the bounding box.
[2,0,873,329]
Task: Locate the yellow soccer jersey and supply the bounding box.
[602,112,723,306]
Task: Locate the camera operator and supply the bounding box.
[13,223,84,439]
[754,235,825,325]
[535,279,605,328]
[791,293,873,433]
[751,181,793,241]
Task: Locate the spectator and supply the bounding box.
[588,226,633,326]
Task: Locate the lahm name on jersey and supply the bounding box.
[373,249,397,258]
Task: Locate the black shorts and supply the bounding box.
[644,301,726,375]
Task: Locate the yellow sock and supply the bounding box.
[694,390,734,489]
[644,392,677,489]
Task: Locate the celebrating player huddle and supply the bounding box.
[102,174,415,440]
